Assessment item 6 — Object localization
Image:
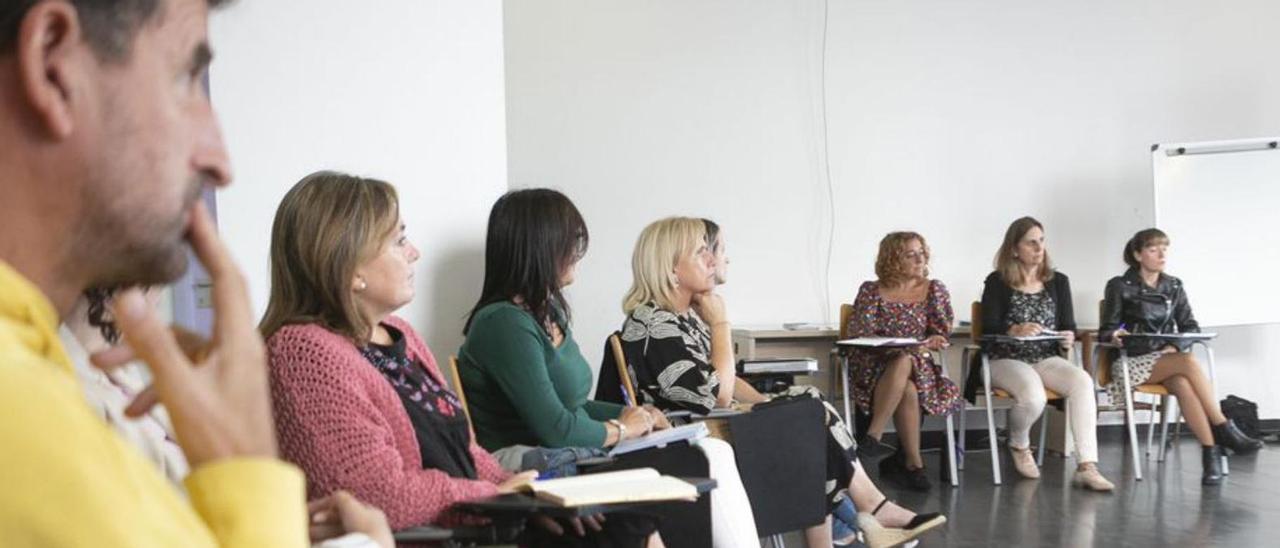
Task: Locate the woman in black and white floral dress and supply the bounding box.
[1099,228,1264,485]
[618,217,946,547]
[977,217,1112,491]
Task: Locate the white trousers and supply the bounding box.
[987,356,1099,463]
[694,437,761,548]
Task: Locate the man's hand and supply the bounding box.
[93,204,276,466]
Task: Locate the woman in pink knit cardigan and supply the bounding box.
[259,171,661,547]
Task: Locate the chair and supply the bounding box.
[610,333,640,406]
[603,333,823,546]
[447,356,473,426]
[834,303,960,488]
[1082,301,1223,481]
[958,301,1078,485]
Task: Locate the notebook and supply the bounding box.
[739,357,819,374]
[609,422,709,456]
[516,468,698,507]
[836,337,921,347]
[1124,332,1217,341]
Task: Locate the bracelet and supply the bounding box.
[608,419,626,443]
[711,321,730,329]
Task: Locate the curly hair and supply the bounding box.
[874,231,929,285]
[83,286,121,345]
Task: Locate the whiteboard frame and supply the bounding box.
[1151,136,1280,327]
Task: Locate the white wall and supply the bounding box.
[210,0,508,358]
[504,0,1280,417]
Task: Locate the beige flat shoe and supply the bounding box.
[1072,466,1116,492]
[1009,445,1040,479]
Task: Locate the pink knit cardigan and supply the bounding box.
[267,316,510,529]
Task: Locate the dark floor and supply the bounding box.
[840,429,1280,547]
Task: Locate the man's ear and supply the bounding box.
[15,1,87,139]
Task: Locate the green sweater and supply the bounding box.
[459,302,623,451]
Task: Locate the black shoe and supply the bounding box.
[902,464,933,492]
[878,451,903,477]
[1202,446,1224,486]
[1212,419,1265,455]
[856,434,897,462]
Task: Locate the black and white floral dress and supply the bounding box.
[620,301,858,509]
[986,289,1062,364]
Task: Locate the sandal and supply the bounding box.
[859,499,946,548]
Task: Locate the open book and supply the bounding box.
[837,337,921,347]
[515,468,698,507]
[609,422,708,456]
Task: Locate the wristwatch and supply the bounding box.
[608,419,626,443]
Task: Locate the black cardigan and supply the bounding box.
[979,270,1077,336]
[964,270,1076,401]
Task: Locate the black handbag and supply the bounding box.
[1220,395,1262,438]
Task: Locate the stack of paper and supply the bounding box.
[837,337,921,347]
[609,422,709,456]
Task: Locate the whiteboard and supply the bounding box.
[1153,137,1280,326]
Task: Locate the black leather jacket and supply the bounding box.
[1099,268,1200,355]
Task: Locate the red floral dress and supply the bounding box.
[846,279,962,416]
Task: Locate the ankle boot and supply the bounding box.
[1212,419,1265,455]
[1202,446,1224,486]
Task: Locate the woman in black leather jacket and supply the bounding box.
[1099,228,1263,485]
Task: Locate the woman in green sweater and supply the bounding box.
[458,189,660,452]
[459,189,779,548]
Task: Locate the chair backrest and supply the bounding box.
[838,303,854,338]
[1094,301,1114,386]
[447,355,473,427]
[608,333,638,406]
[970,301,985,339]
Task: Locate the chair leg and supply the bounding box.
[1152,394,1162,458]
[1157,395,1172,462]
[1036,412,1048,466]
[945,414,959,487]
[841,356,852,436]
[982,356,1002,485]
[1123,391,1143,481]
[958,348,970,471]
[1062,402,1073,459]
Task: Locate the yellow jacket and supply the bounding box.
[0,261,307,547]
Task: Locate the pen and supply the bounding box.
[619,383,634,407]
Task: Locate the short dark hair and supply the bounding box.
[1123,228,1170,269]
[464,188,588,335]
[1,0,230,60]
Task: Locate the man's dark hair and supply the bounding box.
[1,0,229,59]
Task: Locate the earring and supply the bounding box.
[355,279,367,292]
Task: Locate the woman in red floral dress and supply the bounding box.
[846,232,962,491]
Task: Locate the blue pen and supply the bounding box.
[619,383,634,407]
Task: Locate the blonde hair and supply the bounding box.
[259,171,400,342]
[875,231,930,286]
[622,217,708,314]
